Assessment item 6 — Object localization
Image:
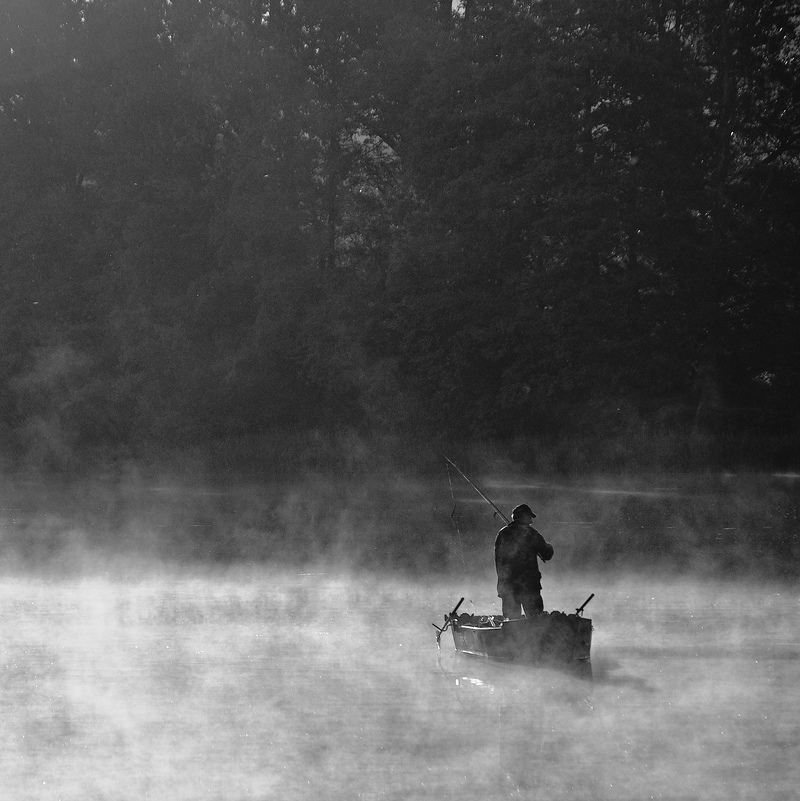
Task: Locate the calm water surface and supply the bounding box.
[0,569,797,800]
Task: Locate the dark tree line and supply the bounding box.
[1,0,798,471]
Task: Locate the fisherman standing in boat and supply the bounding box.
[495,504,554,619]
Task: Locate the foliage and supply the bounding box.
[0,0,797,471]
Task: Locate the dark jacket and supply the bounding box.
[495,521,554,597]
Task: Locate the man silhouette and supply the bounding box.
[495,504,554,618]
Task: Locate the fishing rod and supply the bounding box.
[445,457,510,525]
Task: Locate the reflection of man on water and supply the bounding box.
[495,504,554,619]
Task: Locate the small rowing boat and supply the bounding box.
[434,596,594,678]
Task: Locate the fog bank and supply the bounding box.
[0,468,797,579]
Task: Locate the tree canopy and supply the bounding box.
[1,0,798,471]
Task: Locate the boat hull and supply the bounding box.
[450,612,592,678]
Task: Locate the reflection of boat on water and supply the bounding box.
[435,596,594,679]
[438,653,595,710]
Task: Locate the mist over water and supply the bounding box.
[0,468,797,798]
[1,565,798,800]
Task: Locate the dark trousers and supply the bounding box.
[501,592,544,619]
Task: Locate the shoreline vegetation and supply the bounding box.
[7,419,800,479]
[2,0,797,581]
[2,2,798,492]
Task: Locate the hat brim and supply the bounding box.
[511,504,536,519]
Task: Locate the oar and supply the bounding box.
[576,594,594,616]
[432,597,465,645]
[448,597,465,618]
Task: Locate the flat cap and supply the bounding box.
[511,503,536,519]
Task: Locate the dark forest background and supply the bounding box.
[1,0,799,480]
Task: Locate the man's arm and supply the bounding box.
[530,527,554,561]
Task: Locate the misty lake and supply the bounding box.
[0,568,797,800]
